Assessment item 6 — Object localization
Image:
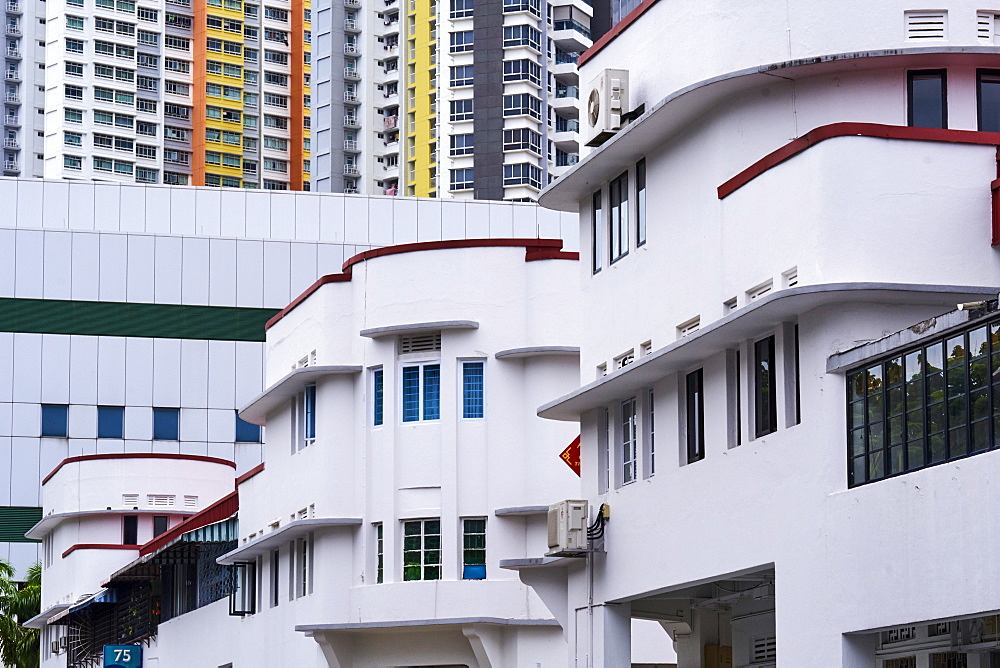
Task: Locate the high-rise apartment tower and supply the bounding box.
[41,0,311,189]
[3,0,45,178]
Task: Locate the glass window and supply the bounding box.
[301,384,316,446]
[621,397,637,482]
[152,407,179,440]
[449,30,473,53]
[450,99,473,122]
[122,515,138,544]
[592,190,602,274]
[609,171,628,263]
[908,69,947,129]
[153,515,169,537]
[450,133,474,156]
[450,0,472,18]
[97,405,125,439]
[686,370,704,463]
[462,362,484,418]
[450,64,474,87]
[375,523,383,583]
[636,158,646,247]
[978,69,1000,132]
[41,404,69,437]
[462,518,486,579]
[754,336,777,438]
[401,364,440,422]
[402,519,440,581]
[450,168,474,191]
[372,368,384,426]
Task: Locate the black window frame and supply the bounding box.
[635,158,646,247]
[977,68,1000,132]
[754,336,777,438]
[153,515,169,537]
[609,171,628,264]
[686,369,704,463]
[122,514,139,544]
[907,69,948,129]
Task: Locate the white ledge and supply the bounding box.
[499,557,577,571]
[239,366,364,425]
[538,283,998,421]
[217,517,362,565]
[495,346,580,359]
[494,505,549,517]
[359,320,479,338]
[26,508,193,541]
[296,617,561,633]
[22,603,71,629]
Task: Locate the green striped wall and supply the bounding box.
[0,506,42,543]
[0,298,280,342]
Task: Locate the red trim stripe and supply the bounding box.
[235,462,265,488]
[340,238,565,273]
[718,122,1000,199]
[577,0,660,67]
[43,453,236,486]
[266,238,571,331]
[139,490,239,557]
[63,544,139,559]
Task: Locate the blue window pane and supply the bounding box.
[152,407,179,440]
[463,362,484,418]
[423,364,440,420]
[97,406,125,439]
[235,412,261,442]
[304,385,316,440]
[463,564,486,580]
[40,404,68,437]
[373,369,384,426]
[402,366,420,422]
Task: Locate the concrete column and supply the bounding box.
[574,602,630,667]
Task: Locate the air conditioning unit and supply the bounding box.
[51,640,61,655]
[584,68,629,147]
[60,636,68,649]
[547,499,589,556]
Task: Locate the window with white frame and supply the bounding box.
[621,397,637,483]
[289,534,312,599]
[402,519,441,580]
[462,361,484,418]
[292,384,316,451]
[609,170,629,263]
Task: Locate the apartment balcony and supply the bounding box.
[6,47,20,59]
[343,186,359,194]
[343,139,360,152]
[383,115,397,130]
[344,43,360,55]
[550,93,578,113]
[3,114,18,126]
[3,138,18,149]
[551,23,592,51]
[2,160,17,173]
[344,0,360,7]
[555,151,579,167]
[343,114,360,128]
[5,1,21,12]
[344,91,360,104]
[344,19,360,31]
[5,24,21,36]
[555,85,579,99]
[5,92,20,104]
[343,164,360,176]
[344,67,361,80]
[4,70,19,81]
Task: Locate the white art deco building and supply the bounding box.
[523,0,1000,666]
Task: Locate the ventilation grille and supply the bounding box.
[614,350,634,368]
[678,318,701,338]
[751,635,777,662]
[978,12,995,40]
[905,11,947,40]
[183,495,199,508]
[883,626,917,643]
[399,332,442,355]
[147,494,175,507]
[122,494,139,507]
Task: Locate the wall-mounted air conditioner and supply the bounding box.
[547,499,589,556]
[584,68,629,147]
[51,640,61,655]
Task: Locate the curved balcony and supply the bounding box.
[344,67,361,81]
[344,91,360,104]
[343,164,360,176]
[5,2,22,13]
[5,23,21,36]
[344,114,360,128]
[344,43,360,55]
[344,139,360,152]
[344,18,360,31]
[6,46,21,59]
[3,138,19,149]
[2,159,17,173]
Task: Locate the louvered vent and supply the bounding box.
[751,635,777,663]
[122,494,139,507]
[399,332,442,355]
[147,494,175,507]
[905,11,947,40]
[979,12,995,41]
[184,495,199,508]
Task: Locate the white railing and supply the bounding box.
[344,91,358,102]
[6,47,20,57]
[6,2,21,11]
[5,93,19,103]
[3,115,17,124]
[6,25,21,35]
[3,138,18,148]
[343,164,359,176]
[344,19,357,30]
[344,67,359,78]
[344,115,359,125]
[4,70,18,80]
[344,43,358,54]
[3,161,17,171]
[344,140,358,150]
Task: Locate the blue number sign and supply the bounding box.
[103,645,142,668]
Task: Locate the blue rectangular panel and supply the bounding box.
[104,645,142,668]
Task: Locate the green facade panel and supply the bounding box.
[0,298,279,342]
[0,506,43,543]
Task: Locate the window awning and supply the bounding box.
[217,517,362,565]
[22,603,71,629]
[239,366,363,425]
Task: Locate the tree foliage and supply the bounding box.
[0,559,41,668]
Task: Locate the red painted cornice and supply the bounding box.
[43,453,236,485]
